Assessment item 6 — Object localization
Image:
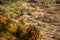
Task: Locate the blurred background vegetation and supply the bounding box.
[0,0,60,40]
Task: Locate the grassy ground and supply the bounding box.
[0,0,60,40]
